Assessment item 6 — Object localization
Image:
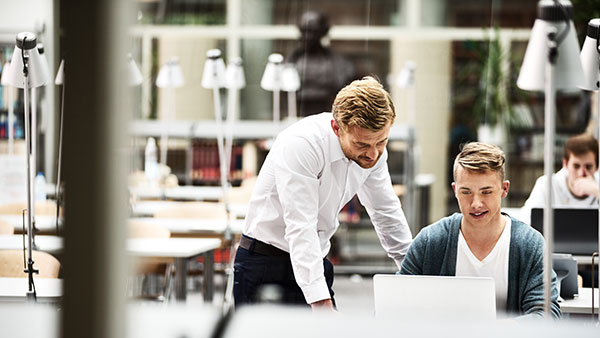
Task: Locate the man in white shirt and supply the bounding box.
[522,134,599,221]
[233,76,413,310]
[401,142,560,318]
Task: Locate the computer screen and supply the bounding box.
[530,207,598,255]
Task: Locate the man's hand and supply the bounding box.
[570,176,599,198]
[310,299,335,311]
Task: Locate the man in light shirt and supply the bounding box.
[523,134,599,218]
[233,76,413,310]
[401,142,561,318]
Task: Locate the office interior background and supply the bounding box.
[0,0,600,337]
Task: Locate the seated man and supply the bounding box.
[401,142,560,319]
[523,133,599,214]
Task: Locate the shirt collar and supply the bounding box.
[328,122,348,163]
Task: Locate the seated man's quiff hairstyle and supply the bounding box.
[453,142,506,182]
[332,76,395,132]
[563,133,598,164]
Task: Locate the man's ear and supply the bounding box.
[501,180,510,199]
[451,182,457,197]
[562,157,568,169]
[331,119,341,137]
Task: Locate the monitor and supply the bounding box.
[530,207,598,255]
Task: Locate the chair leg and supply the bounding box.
[162,263,176,302]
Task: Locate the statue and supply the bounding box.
[287,11,355,117]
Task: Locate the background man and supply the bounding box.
[234,76,412,310]
[401,142,561,318]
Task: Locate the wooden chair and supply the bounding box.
[0,220,14,235]
[0,250,60,278]
[127,220,174,302]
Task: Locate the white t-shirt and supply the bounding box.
[456,216,511,312]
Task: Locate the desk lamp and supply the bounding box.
[579,18,600,321]
[517,0,584,316]
[1,61,15,155]
[281,64,301,122]
[156,57,184,183]
[224,57,245,182]
[261,53,284,135]
[5,32,50,301]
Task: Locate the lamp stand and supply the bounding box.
[55,79,65,235]
[542,28,558,317]
[22,59,38,302]
[273,88,280,135]
[159,84,174,197]
[7,86,14,156]
[212,86,232,242]
[287,90,297,122]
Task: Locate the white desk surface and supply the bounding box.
[132,200,248,218]
[0,235,63,255]
[0,277,62,301]
[127,237,221,258]
[130,185,224,201]
[129,217,245,235]
[560,287,599,314]
[0,214,60,233]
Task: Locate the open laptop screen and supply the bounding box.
[530,207,598,255]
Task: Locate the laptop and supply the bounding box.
[530,208,599,255]
[373,274,496,320]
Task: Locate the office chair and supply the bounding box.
[0,249,60,278]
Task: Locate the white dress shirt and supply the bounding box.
[456,216,511,312]
[243,113,413,303]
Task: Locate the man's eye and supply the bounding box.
[482,190,492,195]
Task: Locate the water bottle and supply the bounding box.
[35,172,47,201]
[144,137,158,181]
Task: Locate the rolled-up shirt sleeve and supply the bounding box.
[272,136,331,304]
[357,150,413,269]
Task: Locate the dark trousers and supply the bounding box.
[233,238,335,307]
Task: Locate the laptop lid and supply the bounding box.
[373,274,496,320]
[530,208,599,255]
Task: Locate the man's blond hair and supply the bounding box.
[332,76,395,131]
[453,142,506,182]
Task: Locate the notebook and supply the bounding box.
[373,274,496,320]
[530,207,599,255]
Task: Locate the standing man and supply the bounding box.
[523,133,599,214]
[234,76,412,310]
[401,142,561,318]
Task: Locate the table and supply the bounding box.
[560,287,600,314]
[0,235,63,255]
[129,217,245,237]
[132,200,248,218]
[128,237,222,301]
[0,214,60,234]
[0,277,62,302]
[130,186,224,201]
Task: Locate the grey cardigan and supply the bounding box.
[400,213,561,319]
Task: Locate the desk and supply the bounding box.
[560,287,599,314]
[0,277,62,302]
[0,215,60,234]
[129,217,245,237]
[130,186,224,201]
[0,235,63,255]
[132,200,248,218]
[128,237,221,302]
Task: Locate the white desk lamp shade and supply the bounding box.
[6,32,50,89]
[281,64,300,92]
[397,60,416,88]
[1,61,11,85]
[579,19,600,91]
[128,54,143,86]
[54,59,64,85]
[517,1,584,91]
[225,57,245,89]
[201,49,226,89]
[156,57,184,88]
[36,43,51,86]
[260,53,284,91]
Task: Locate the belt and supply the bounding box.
[239,235,289,258]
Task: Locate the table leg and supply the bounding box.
[175,257,187,301]
[202,250,215,302]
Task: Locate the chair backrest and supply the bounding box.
[0,250,60,278]
[128,220,171,238]
[0,201,61,216]
[0,219,14,235]
[154,201,227,219]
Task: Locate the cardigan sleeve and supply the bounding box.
[400,229,426,275]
